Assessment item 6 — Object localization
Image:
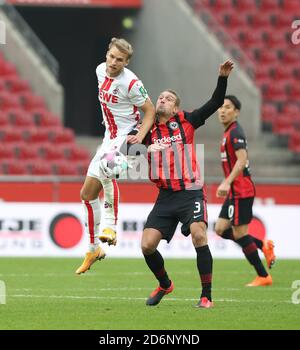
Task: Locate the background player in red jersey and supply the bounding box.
[214,95,275,287]
[140,60,234,308]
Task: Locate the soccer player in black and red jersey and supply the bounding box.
[140,60,234,308]
[214,95,275,287]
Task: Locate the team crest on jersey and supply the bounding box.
[112,87,119,95]
[169,121,179,130]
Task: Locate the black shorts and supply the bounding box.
[144,189,208,243]
[219,197,254,226]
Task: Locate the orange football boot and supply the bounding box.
[246,274,273,287]
[75,246,106,275]
[262,240,276,269]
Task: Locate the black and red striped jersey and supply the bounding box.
[220,121,255,198]
[145,76,228,192]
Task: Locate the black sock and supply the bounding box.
[195,245,213,301]
[250,235,263,250]
[235,235,268,277]
[143,250,171,289]
[222,228,263,250]
[222,228,235,240]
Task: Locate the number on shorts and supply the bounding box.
[228,205,234,219]
[194,201,201,214]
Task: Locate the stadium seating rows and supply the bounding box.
[0,52,91,175]
[191,0,300,155]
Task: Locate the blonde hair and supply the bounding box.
[108,37,133,60]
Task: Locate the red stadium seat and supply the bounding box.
[54,161,79,176]
[221,12,248,28]
[282,103,300,116]
[280,50,300,64]
[288,84,300,102]
[234,0,257,12]
[0,127,24,143]
[29,161,53,175]
[41,144,66,161]
[272,65,294,80]
[50,128,75,144]
[76,160,90,176]
[19,92,46,111]
[261,103,279,123]
[256,50,279,64]
[263,82,287,102]
[0,144,16,160]
[17,144,40,160]
[249,13,272,28]
[0,61,18,77]
[273,117,294,136]
[5,76,31,94]
[264,31,288,49]
[281,0,300,13]
[11,112,35,128]
[2,160,28,175]
[65,145,91,161]
[0,78,6,91]
[259,0,280,11]
[0,111,10,126]
[240,30,263,49]
[25,128,50,144]
[255,65,272,81]
[207,0,232,12]
[0,92,21,110]
[38,112,62,128]
[273,13,297,28]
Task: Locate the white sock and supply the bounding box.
[101,178,119,232]
[82,198,101,251]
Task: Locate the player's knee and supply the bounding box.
[141,240,157,255]
[214,223,224,237]
[191,224,207,247]
[80,188,95,202]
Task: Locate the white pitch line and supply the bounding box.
[8,294,294,304]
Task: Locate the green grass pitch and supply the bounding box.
[0,258,299,330]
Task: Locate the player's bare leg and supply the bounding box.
[191,222,214,308]
[76,177,105,274]
[99,178,119,246]
[232,225,272,286]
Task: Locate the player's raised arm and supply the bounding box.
[184,60,234,129]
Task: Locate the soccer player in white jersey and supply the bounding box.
[76,38,155,274]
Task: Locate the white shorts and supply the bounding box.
[87,135,128,181]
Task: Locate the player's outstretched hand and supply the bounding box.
[147,143,170,153]
[219,60,234,77]
[127,135,142,144]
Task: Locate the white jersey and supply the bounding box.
[96,63,148,141]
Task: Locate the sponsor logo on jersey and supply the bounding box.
[169,121,179,130]
[220,151,227,161]
[233,138,245,144]
[139,86,148,98]
[112,87,120,95]
[222,137,226,146]
[153,133,182,144]
[99,89,119,103]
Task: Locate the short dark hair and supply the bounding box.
[225,95,241,111]
[165,89,181,107]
